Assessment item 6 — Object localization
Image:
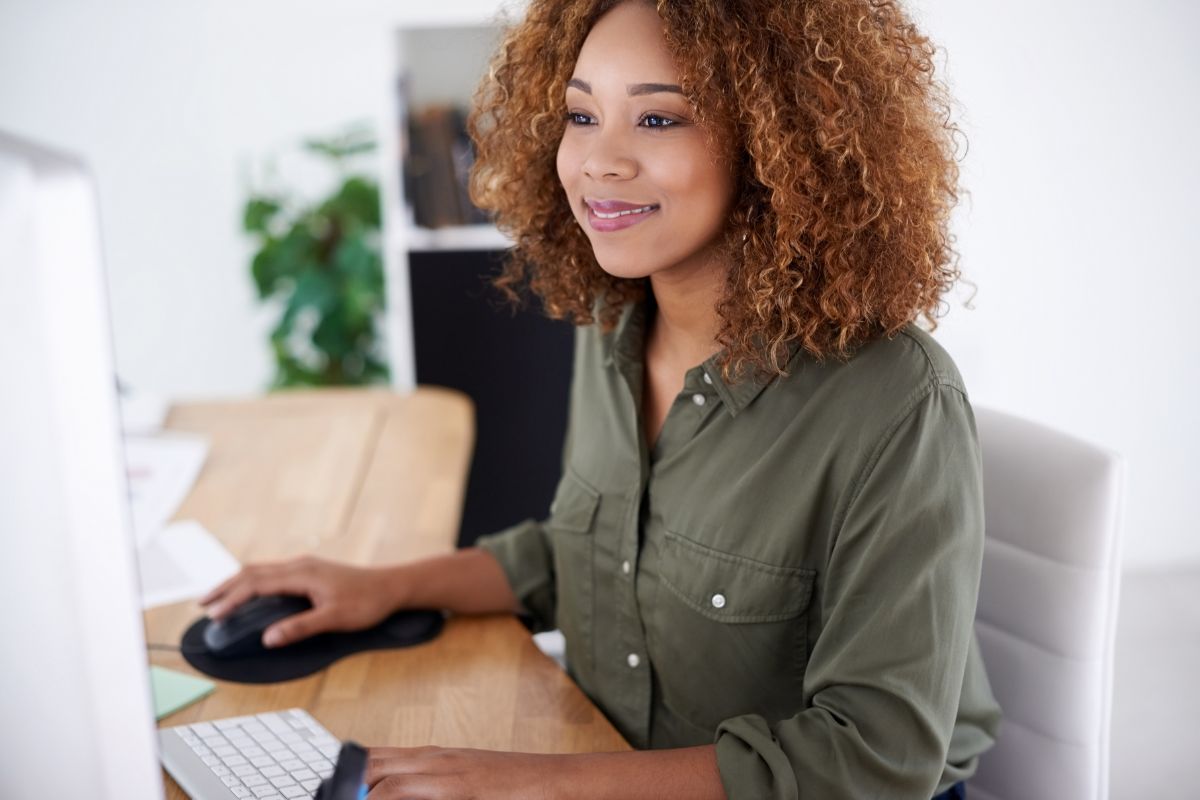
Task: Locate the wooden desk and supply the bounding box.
[146,388,629,799]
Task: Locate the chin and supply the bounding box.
[591,251,657,281]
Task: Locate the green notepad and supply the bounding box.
[150,665,215,720]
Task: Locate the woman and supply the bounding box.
[203,0,1002,797]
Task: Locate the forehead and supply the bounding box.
[572,1,679,82]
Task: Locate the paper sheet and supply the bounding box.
[137,519,240,609]
[124,433,209,549]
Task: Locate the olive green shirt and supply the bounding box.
[477,301,1002,799]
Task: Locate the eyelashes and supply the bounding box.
[563,111,683,129]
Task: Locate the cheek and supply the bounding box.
[660,147,735,233]
[556,139,580,196]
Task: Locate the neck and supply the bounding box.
[646,257,725,367]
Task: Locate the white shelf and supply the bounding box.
[394,223,512,252]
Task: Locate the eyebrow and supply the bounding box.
[566,78,684,96]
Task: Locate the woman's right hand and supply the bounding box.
[198,555,402,648]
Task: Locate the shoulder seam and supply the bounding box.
[896,327,966,395]
[829,376,964,539]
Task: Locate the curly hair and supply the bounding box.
[469,0,962,378]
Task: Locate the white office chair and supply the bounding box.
[968,407,1125,800]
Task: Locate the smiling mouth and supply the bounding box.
[590,204,659,220]
[583,200,661,233]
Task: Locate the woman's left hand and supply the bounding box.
[366,746,562,800]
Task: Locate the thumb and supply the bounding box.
[263,608,333,648]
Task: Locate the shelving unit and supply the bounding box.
[382,21,512,392]
[381,12,575,548]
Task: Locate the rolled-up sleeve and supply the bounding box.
[714,381,986,800]
[475,519,558,632]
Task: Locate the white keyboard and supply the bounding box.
[159,708,339,799]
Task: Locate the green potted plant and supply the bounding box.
[243,125,389,388]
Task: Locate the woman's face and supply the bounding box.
[556,0,736,283]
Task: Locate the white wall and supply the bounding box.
[1,0,1196,568]
[914,0,1200,568]
[0,0,507,398]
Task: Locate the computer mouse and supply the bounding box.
[202,594,313,659]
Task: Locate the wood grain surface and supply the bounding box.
[146,388,629,799]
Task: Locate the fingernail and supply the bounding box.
[263,630,283,648]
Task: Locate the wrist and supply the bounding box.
[372,561,416,613]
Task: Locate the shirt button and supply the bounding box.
[627,653,640,668]
[692,393,706,407]
[621,560,631,575]
[703,371,713,385]
[711,593,727,609]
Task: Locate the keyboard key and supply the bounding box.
[216,715,254,729]
[311,758,333,773]
[191,722,217,736]
[211,764,230,777]
[269,775,297,788]
[233,765,257,777]
[223,755,248,767]
[251,755,274,768]
[251,785,279,798]
[281,786,309,798]
[301,779,321,792]
[279,759,304,771]
[232,788,252,798]
[243,775,268,787]
[221,775,241,787]
[261,765,285,778]
[291,768,317,782]
[263,716,292,734]
[213,745,236,758]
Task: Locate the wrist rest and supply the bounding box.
[179,609,445,684]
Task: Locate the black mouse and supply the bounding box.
[202,594,313,658]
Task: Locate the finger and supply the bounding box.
[198,568,250,607]
[205,568,311,620]
[365,748,433,787]
[262,607,334,648]
[367,773,437,800]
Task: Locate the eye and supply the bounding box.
[564,111,595,126]
[639,113,679,129]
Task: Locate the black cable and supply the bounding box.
[147,642,210,655]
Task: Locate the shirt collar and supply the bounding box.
[602,299,802,417]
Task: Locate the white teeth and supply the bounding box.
[592,204,657,220]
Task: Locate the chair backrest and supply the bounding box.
[967,407,1125,800]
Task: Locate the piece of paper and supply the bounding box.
[124,432,209,549]
[137,519,240,609]
[149,665,215,720]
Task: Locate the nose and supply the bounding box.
[580,127,637,181]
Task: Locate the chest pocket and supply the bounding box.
[646,529,816,731]
[546,468,600,681]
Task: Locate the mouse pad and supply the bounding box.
[180,609,445,684]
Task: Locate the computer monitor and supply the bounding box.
[0,131,164,798]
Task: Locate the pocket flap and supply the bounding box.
[659,531,815,623]
[548,469,600,533]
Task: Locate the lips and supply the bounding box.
[584,197,660,232]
